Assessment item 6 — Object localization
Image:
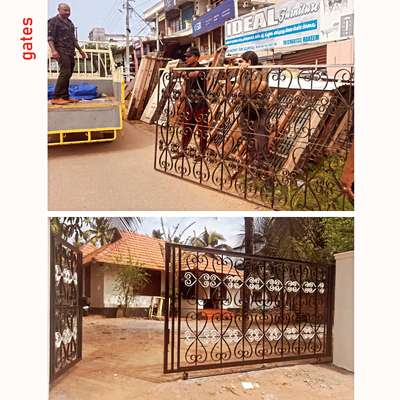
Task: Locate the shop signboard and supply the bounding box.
[225,0,353,54]
[193,0,235,37]
[164,0,177,12]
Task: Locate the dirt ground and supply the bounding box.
[50,316,353,400]
[48,121,261,211]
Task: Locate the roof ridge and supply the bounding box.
[119,230,166,244]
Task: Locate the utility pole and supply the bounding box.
[124,0,132,81]
[155,12,160,53]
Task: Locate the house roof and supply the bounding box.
[80,242,97,258]
[81,231,165,271]
[81,231,242,277]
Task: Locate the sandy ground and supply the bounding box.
[50,316,353,400]
[48,122,262,211]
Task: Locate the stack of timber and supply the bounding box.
[141,59,182,124]
[127,55,169,120]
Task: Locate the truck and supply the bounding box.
[48,42,125,146]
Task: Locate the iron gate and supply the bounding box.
[50,234,83,382]
[164,243,335,373]
[154,64,354,211]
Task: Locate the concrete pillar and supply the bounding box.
[333,250,354,372]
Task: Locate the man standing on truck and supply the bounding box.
[48,3,87,105]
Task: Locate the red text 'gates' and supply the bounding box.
[164,243,335,373]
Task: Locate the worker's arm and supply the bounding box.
[48,18,59,59]
[73,24,87,59]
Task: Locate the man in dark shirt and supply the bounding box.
[173,47,209,161]
[48,3,87,104]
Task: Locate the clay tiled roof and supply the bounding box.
[82,232,165,271]
[79,243,97,258]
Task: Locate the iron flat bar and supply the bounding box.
[313,265,318,355]
[77,250,83,361]
[326,264,335,357]
[49,234,56,383]
[280,262,284,358]
[195,249,199,367]
[177,247,182,369]
[298,264,303,356]
[171,244,176,369]
[172,244,324,267]
[166,353,333,374]
[163,243,171,373]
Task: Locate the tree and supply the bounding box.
[151,218,196,243]
[113,254,150,317]
[50,217,142,247]
[50,217,90,244]
[252,217,353,263]
[85,217,115,246]
[188,227,232,250]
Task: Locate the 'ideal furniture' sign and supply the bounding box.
[225,0,354,55]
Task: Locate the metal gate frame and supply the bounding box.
[49,234,83,383]
[154,64,354,211]
[164,243,335,374]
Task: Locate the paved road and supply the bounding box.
[48,122,263,211]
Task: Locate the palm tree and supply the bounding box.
[151,218,196,243]
[85,217,115,246]
[188,227,232,250]
[108,217,142,232]
[151,229,163,239]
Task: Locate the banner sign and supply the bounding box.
[225,0,353,54]
[320,0,354,42]
[164,0,177,12]
[193,0,235,37]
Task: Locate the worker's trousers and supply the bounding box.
[54,53,75,99]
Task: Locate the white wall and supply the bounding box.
[103,265,153,308]
[333,250,354,372]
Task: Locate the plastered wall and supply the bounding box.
[333,250,354,372]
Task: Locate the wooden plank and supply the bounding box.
[141,60,180,124]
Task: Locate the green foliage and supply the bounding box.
[188,227,232,250]
[84,217,114,246]
[50,217,90,245]
[321,218,354,254]
[113,254,150,316]
[50,217,142,247]
[254,217,353,263]
[151,218,196,243]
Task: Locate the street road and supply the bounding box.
[48,122,261,211]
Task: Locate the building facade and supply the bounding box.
[143,0,354,66]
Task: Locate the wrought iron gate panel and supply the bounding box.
[154,65,354,211]
[50,234,83,382]
[164,244,334,373]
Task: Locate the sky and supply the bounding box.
[48,0,159,40]
[137,217,246,248]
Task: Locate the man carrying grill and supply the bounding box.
[48,3,87,105]
[172,47,209,162]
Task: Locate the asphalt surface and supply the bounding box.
[48,121,262,211]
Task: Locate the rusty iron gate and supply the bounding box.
[50,234,83,382]
[154,64,354,211]
[164,243,335,374]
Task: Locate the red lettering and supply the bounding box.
[23,27,32,36]
[22,17,35,60]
